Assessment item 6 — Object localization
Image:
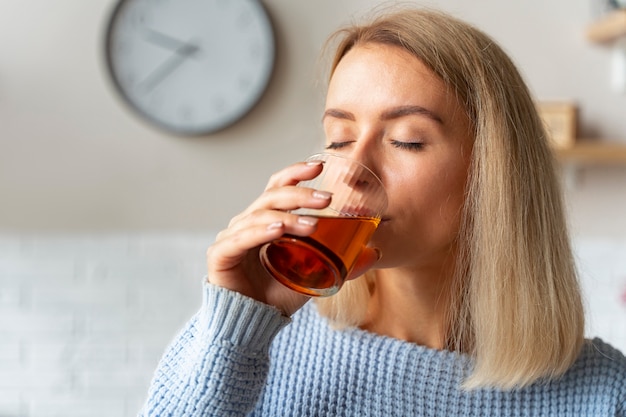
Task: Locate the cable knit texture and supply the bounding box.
[139,282,626,416]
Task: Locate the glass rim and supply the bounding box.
[305,152,386,190]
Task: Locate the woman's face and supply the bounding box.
[323,43,473,272]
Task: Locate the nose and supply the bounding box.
[344,136,383,185]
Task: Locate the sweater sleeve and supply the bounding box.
[138,281,291,417]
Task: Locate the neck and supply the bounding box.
[360,264,454,349]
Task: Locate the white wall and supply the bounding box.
[1,0,626,232]
[0,234,211,416]
[1,1,626,416]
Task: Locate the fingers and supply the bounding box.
[208,158,330,287]
[229,161,328,227]
[264,159,324,191]
[212,209,324,272]
[208,220,286,273]
[218,210,320,252]
[262,160,328,212]
[206,159,334,314]
[230,187,331,229]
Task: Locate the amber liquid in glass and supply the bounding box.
[261,215,380,296]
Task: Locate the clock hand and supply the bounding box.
[143,28,197,53]
[139,42,199,93]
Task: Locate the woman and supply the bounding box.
[139,7,626,416]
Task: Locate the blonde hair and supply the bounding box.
[315,7,584,390]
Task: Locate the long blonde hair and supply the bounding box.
[315,7,584,390]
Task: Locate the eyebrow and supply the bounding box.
[322,108,355,122]
[322,105,443,124]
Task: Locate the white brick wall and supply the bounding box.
[0,234,624,417]
[574,238,626,352]
[0,234,212,417]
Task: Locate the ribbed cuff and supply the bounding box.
[199,282,291,355]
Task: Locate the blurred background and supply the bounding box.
[1,0,626,416]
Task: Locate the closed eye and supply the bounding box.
[325,141,354,150]
[391,140,424,150]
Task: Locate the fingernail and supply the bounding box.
[267,221,283,230]
[306,160,324,166]
[312,190,332,200]
[297,216,318,227]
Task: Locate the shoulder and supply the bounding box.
[566,338,626,397]
[577,338,626,372]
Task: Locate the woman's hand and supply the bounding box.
[206,160,381,316]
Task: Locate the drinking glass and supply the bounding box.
[259,153,387,297]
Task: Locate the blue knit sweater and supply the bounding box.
[140,283,626,416]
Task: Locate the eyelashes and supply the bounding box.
[325,141,353,150]
[325,140,425,151]
[390,140,424,150]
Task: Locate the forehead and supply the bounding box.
[326,44,465,123]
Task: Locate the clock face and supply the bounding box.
[105,0,275,135]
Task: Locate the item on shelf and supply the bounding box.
[537,101,578,149]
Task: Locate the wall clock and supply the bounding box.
[104,0,275,135]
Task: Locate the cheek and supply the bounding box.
[391,162,466,206]
[399,162,468,233]
[432,167,469,243]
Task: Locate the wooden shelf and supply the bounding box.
[586,9,626,43]
[555,141,626,165]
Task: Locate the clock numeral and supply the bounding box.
[118,5,136,29]
[123,71,138,87]
[239,76,252,92]
[212,97,226,114]
[113,40,132,57]
[179,105,194,122]
[131,11,149,29]
[237,10,253,28]
[249,43,262,61]
[149,92,163,109]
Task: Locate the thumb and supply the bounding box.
[346,247,382,280]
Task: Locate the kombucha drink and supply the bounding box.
[260,215,379,296]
